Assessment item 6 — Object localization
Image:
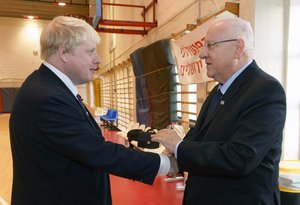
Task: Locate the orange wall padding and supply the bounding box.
[93,79,101,107]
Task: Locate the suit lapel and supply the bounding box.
[76,99,99,129]
[197,87,217,126]
[187,87,217,141]
[192,61,260,140]
[85,106,101,130]
[39,64,100,131]
[219,60,259,107]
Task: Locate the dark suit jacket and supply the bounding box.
[9,64,160,205]
[178,61,286,205]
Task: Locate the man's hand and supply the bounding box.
[151,129,182,153]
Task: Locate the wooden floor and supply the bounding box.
[0,113,183,205]
[0,114,12,205]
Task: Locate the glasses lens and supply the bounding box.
[205,42,214,49]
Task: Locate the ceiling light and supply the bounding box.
[23,15,38,20]
[58,2,67,6]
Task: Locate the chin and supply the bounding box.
[76,78,90,85]
[206,72,213,78]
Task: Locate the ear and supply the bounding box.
[58,46,68,63]
[234,39,245,59]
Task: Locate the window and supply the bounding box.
[283,0,300,159]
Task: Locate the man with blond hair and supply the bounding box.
[10,16,172,205]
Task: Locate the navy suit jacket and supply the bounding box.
[178,61,286,205]
[9,64,160,205]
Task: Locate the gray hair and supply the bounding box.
[214,18,254,53]
[40,16,100,60]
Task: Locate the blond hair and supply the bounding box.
[40,16,100,60]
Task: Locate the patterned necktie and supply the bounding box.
[206,89,223,115]
[76,94,89,115]
[76,95,99,129]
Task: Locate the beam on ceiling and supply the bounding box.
[96,27,147,35]
[99,19,157,28]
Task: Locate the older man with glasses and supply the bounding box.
[152,17,286,205]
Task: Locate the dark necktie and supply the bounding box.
[76,94,89,116]
[206,89,223,115]
[76,94,98,128]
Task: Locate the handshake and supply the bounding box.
[127,126,185,177]
[151,128,185,178]
[127,126,184,153]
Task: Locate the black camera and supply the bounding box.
[127,129,159,149]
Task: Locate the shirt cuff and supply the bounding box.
[175,140,183,159]
[157,154,170,175]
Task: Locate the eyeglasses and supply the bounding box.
[204,39,238,50]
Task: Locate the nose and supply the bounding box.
[94,52,101,65]
[94,53,101,71]
[199,46,208,59]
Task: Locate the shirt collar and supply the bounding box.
[219,59,253,94]
[43,61,78,97]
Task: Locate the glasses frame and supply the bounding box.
[204,39,238,50]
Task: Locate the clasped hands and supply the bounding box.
[151,129,182,177]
